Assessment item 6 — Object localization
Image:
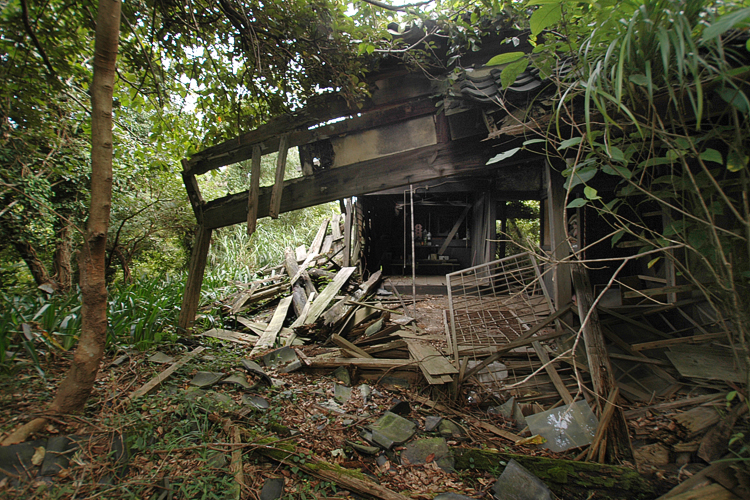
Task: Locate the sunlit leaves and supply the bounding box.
[529,2,562,38]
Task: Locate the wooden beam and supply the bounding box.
[178,225,212,332]
[269,134,289,219]
[308,219,330,256]
[181,163,205,225]
[246,145,262,236]
[305,266,356,325]
[546,161,572,311]
[183,96,437,175]
[438,204,471,255]
[343,199,352,267]
[250,295,293,355]
[201,143,543,230]
[128,347,206,400]
[532,340,574,405]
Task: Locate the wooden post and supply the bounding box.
[178,225,213,332]
[269,134,289,219]
[181,161,205,225]
[571,262,633,463]
[247,145,262,236]
[343,198,352,267]
[546,161,573,310]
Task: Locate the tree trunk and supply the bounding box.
[1,0,121,446]
[12,239,56,291]
[50,0,121,414]
[53,222,73,293]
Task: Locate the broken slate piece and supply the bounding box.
[389,400,411,416]
[242,395,270,410]
[205,391,235,407]
[425,416,443,432]
[346,440,380,455]
[39,435,80,477]
[260,477,285,500]
[369,411,417,449]
[492,459,551,500]
[240,358,273,387]
[439,419,468,441]
[334,383,352,403]
[189,371,225,388]
[147,352,174,364]
[525,400,598,453]
[261,347,297,368]
[0,439,47,484]
[402,437,455,472]
[434,494,476,500]
[365,318,384,336]
[280,360,302,373]
[219,373,253,390]
[207,451,228,468]
[359,384,372,403]
[333,366,351,386]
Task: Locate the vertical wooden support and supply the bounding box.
[343,198,352,267]
[181,160,205,225]
[269,134,289,219]
[246,145,262,236]
[498,201,508,259]
[662,210,677,303]
[299,144,314,176]
[178,225,213,332]
[572,263,633,463]
[486,190,496,262]
[546,161,573,310]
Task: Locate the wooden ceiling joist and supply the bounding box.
[201,140,543,230]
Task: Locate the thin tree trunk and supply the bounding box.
[12,239,57,291]
[1,0,121,445]
[53,222,73,293]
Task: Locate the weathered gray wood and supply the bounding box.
[246,145,262,236]
[309,219,330,255]
[547,162,572,311]
[331,213,343,240]
[343,200,352,267]
[250,295,293,355]
[183,95,438,175]
[572,263,633,462]
[284,247,307,316]
[129,347,205,400]
[332,334,373,358]
[201,143,542,229]
[178,226,213,331]
[269,134,289,219]
[181,164,205,224]
[304,357,414,370]
[438,204,471,255]
[291,291,316,329]
[532,340,574,405]
[305,267,356,325]
[200,328,259,345]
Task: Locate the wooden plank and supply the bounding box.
[178,226,213,331]
[364,339,408,355]
[250,296,293,355]
[200,328,259,345]
[290,291,316,330]
[532,340,573,405]
[309,219,330,255]
[331,213,343,240]
[129,347,206,400]
[269,134,289,219]
[305,267,356,325]
[631,332,726,351]
[246,145,262,236]
[547,162,572,311]
[332,334,373,358]
[181,166,205,224]
[201,143,543,229]
[235,317,268,336]
[621,284,696,300]
[438,204,471,255]
[405,340,459,375]
[343,199,352,267]
[183,95,437,175]
[599,306,673,339]
[304,357,415,369]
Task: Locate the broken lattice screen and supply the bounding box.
[446,252,553,362]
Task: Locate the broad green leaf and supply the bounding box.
[486,52,526,66]
[608,146,625,163]
[567,198,588,208]
[530,4,562,37]
[699,149,723,165]
[500,58,529,89]
[523,138,546,146]
[717,87,750,114]
[584,186,600,200]
[727,149,749,172]
[486,147,521,165]
[564,166,597,189]
[647,257,661,269]
[629,74,649,86]
[558,137,582,150]
[703,7,750,39]
[611,229,626,247]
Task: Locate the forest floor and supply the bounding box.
[0,295,736,500]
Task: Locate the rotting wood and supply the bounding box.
[304,357,415,370]
[284,247,308,316]
[246,145,262,236]
[631,332,726,351]
[572,263,633,463]
[462,304,572,381]
[331,212,343,240]
[222,419,245,499]
[603,328,680,386]
[290,291,316,330]
[200,329,259,345]
[305,266,356,325]
[178,226,213,331]
[234,317,267,336]
[309,219,330,256]
[673,405,722,438]
[587,387,620,462]
[269,134,289,219]
[181,166,205,224]
[532,340,574,405]
[438,204,471,255]
[128,347,206,400]
[411,395,521,442]
[343,199,352,267]
[406,339,458,378]
[251,295,293,356]
[332,334,373,358]
[698,401,748,463]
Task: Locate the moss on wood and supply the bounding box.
[454,448,654,500]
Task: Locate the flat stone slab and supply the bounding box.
[439,419,468,441]
[402,437,454,472]
[435,494,477,500]
[369,411,417,449]
[220,373,253,389]
[334,383,352,403]
[147,352,174,364]
[262,347,297,368]
[346,440,380,455]
[260,477,285,500]
[0,439,47,484]
[333,366,351,386]
[493,459,551,500]
[242,395,270,410]
[525,400,598,453]
[189,371,225,388]
[425,416,443,432]
[240,359,273,387]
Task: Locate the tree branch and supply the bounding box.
[20,0,56,78]
[360,0,434,13]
